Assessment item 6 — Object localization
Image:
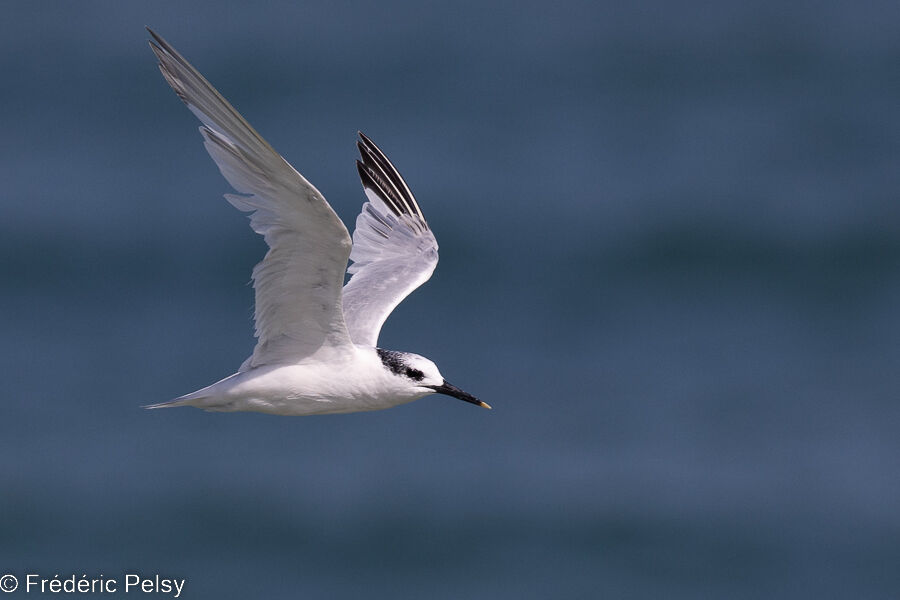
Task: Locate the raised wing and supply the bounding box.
[342,132,439,347]
[148,29,353,368]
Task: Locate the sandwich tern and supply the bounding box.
[145,29,489,415]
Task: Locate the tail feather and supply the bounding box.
[145,373,239,410]
[144,390,209,410]
[143,397,197,409]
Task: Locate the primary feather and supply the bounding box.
[343,133,439,347]
[148,29,354,369]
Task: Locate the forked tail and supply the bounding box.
[143,397,195,409]
[143,389,209,410]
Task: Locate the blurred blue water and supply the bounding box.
[1,1,899,598]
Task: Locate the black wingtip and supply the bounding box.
[356,160,404,217]
[146,28,172,60]
[357,131,380,159]
[354,133,426,218]
[146,27,163,44]
[145,28,185,64]
[355,159,368,182]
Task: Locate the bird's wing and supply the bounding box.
[342,132,439,347]
[148,29,354,368]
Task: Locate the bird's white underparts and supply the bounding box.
[145,28,488,416]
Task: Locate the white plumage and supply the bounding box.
[145,29,488,415]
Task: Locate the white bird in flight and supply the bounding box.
[145,29,489,415]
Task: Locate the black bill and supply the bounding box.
[428,380,491,409]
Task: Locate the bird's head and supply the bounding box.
[377,349,490,410]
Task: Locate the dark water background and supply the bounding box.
[2,1,899,598]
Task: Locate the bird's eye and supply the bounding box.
[405,368,424,381]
